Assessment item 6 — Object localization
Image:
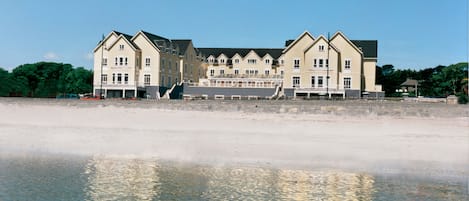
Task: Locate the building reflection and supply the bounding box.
[82,156,375,200]
[83,156,160,201]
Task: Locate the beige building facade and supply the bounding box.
[94,30,381,99]
[93,30,204,99]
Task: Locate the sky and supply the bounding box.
[0,0,467,71]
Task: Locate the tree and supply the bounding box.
[431,62,468,96]
[65,67,93,94]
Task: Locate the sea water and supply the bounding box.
[0,153,467,201]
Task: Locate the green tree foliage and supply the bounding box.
[2,62,93,97]
[377,62,468,98]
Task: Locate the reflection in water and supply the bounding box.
[83,156,160,201]
[0,154,467,201]
[83,156,376,200]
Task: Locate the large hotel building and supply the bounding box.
[93,30,383,99]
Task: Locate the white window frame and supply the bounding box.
[294,59,300,69]
[311,76,315,88]
[265,59,270,64]
[101,74,107,85]
[318,76,324,88]
[344,77,351,89]
[319,59,323,68]
[145,58,151,67]
[313,59,317,68]
[102,58,107,66]
[119,44,124,50]
[124,73,128,84]
[248,59,257,64]
[220,69,224,75]
[264,69,270,75]
[210,69,215,76]
[292,76,300,87]
[144,74,151,86]
[117,73,122,84]
[234,69,239,75]
[234,59,239,64]
[345,59,351,70]
[319,45,325,52]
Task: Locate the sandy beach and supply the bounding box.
[0,98,468,178]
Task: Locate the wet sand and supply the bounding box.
[0,98,468,179]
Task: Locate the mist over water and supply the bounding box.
[1,154,467,201]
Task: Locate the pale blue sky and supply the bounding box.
[0,0,467,71]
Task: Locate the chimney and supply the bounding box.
[285,40,294,47]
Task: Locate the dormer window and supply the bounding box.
[234,59,239,64]
[265,59,270,64]
[220,59,225,64]
[119,44,124,50]
[319,45,325,52]
[248,59,257,64]
[145,58,151,67]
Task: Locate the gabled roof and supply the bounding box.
[282,31,315,53]
[140,31,171,48]
[304,35,340,53]
[198,48,284,59]
[107,34,139,51]
[172,40,192,55]
[351,40,378,58]
[401,78,418,86]
[330,31,364,56]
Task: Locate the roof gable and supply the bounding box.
[172,40,192,55]
[93,31,121,52]
[107,34,139,52]
[282,31,315,53]
[198,48,284,59]
[330,31,363,55]
[304,35,340,53]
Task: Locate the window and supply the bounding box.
[313,59,317,68]
[124,57,128,66]
[245,70,250,74]
[293,76,300,87]
[115,57,118,66]
[209,58,214,63]
[294,59,300,68]
[145,58,151,67]
[265,59,270,64]
[234,59,239,64]
[326,59,329,68]
[345,59,351,69]
[319,45,325,52]
[234,69,239,75]
[220,69,224,75]
[101,74,107,84]
[254,70,258,75]
[119,44,124,50]
[124,74,128,84]
[144,74,150,85]
[117,73,122,84]
[102,58,107,66]
[318,76,323,87]
[311,76,315,88]
[112,73,116,84]
[344,77,351,89]
[280,70,284,75]
[281,60,284,64]
[119,57,123,66]
[210,69,215,76]
[319,59,324,68]
[265,70,270,75]
[220,59,225,64]
[248,59,257,64]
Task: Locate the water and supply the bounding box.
[0,154,467,201]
